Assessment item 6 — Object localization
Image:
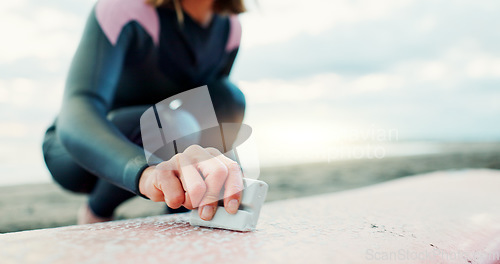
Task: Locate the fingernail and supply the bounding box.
[228,199,239,214]
[201,206,213,220]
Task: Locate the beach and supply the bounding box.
[1,142,499,234]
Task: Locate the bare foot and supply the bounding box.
[77,204,113,225]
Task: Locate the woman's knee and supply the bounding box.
[42,128,97,193]
[227,82,246,115]
[208,79,246,123]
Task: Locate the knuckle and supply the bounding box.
[174,153,194,167]
[211,165,228,180]
[171,153,182,160]
[165,153,183,167]
[190,182,207,196]
[154,171,168,182]
[154,176,169,189]
[206,147,222,155]
[227,161,242,173]
[203,193,220,203]
[170,193,184,205]
[150,194,163,202]
[228,183,244,193]
[156,160,172,171]
[171,153,184,163]
[185,144,203,154]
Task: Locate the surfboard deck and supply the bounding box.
[1,169,499,264]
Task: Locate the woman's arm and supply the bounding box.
[57,6,155,195]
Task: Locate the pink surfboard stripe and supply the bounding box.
[96,0,160,46]
[225,15,241,52]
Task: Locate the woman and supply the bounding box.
[42,0,247,224]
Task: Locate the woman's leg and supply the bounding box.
[208,78,246,125]
[86,106,149,218]
[42,81,246,220]
[42,106,148,219]
[43,125,98,194]
[206,78,246,152]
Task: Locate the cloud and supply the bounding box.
[238,38,500,142]
[239,72,403,105]
[0,0,95,68]
[234,0,500,81]
[240,0,415,49]
[0,78,63,108]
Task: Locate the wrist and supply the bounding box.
[139,166,156,197]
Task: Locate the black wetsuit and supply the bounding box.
[42,0,245,217]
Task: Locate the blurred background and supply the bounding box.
[0,0,499,232]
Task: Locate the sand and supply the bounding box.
[1,142,499,234]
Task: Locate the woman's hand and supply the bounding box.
[139,145,243,221]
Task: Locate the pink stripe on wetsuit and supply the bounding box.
[226,15,242,52]
[96,0,160,46]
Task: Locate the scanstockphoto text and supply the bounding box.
[266,126,400,163]
[365,248,500,262]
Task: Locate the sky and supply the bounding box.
[0,0,499,185]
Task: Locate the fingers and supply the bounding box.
[154,161,185,209]
[183,145,229,221]
[139,166,164,202]
[152,145,243,221]
[153,157,203,210]
[183,192,194,210]
[176,153,207,208]
[205,148,244,215]
[223,159,244,214]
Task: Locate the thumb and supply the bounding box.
[140,166,165,202]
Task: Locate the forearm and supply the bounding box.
[57,95,148,194]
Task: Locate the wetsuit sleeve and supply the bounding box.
[56,8,150,195]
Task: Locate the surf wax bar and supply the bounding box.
[190,178,268,231]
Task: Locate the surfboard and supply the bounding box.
[1,169,499,264]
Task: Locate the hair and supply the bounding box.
[146,0,246,15]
